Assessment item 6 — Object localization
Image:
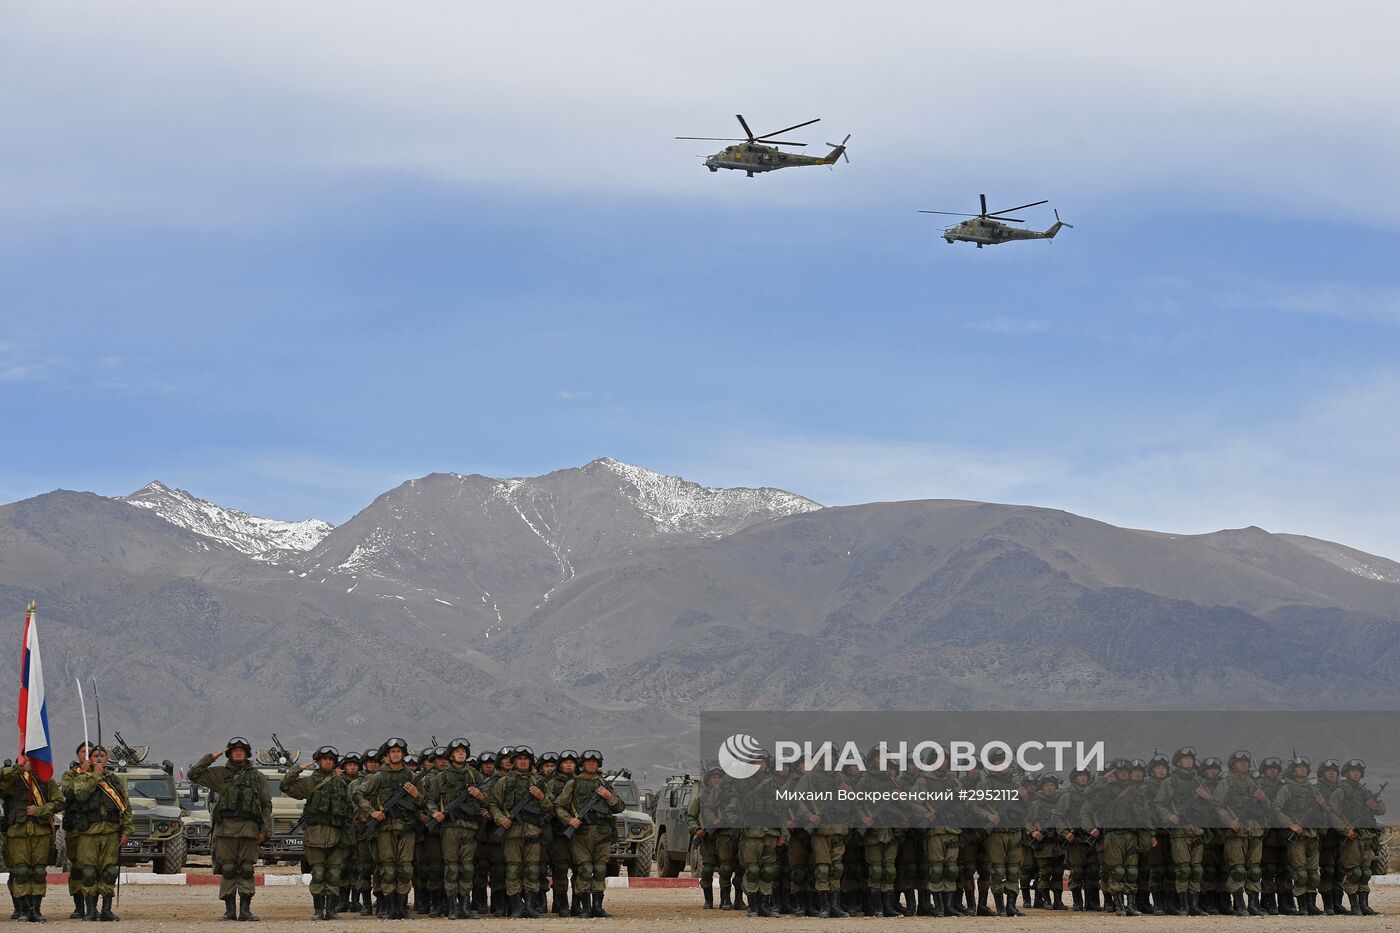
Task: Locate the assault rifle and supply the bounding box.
[562,774,621,840]
[492,777,546,839]
[426,785,485,835]
[357,783,418,841]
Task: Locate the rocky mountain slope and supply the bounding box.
[122,481,333,559]
[1,462,1396,774]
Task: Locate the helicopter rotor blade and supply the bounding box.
[918,211,981,216]
[675,136,747,141]
[735,114,756,141]
[991,217,1025,223]
[988,199,1049,217]
[757,118,820,140]
[980,194,988,216]
[760,139,808,147]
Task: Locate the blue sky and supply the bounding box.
[3,2,1399,558]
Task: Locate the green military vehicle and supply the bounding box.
[108,735,187,873]
[178,779,212,859]
[254,737,306,865]
[651,773,700,877]
[603,770,655,877]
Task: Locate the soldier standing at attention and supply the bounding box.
[0,755,63,922]
[1054,767,1095,912]
[1085,758,1145,917]
[471,750,501,915]
[1315,759,1345,916]
[59,743,93,919]
[351,737,423,921]
[349,748,381,916]
[66,746,133,922]
[412,747,447,916]
[555,749,625,918]
[1328,758,1385,916]
[542,751,577,916]
[280,746,354,920]
[855,749,900,917]
[334,751,362,915]
[687,766,727,910]
[1027,774,1068,910]
[1212,749,1283,917]
[1257,755,1288,914]
[190,737,272,921]
[976,752,1026,917]
[1273,754,1323,915]
[1154,746,1210,916]
[488,746,550,919]
[429,738,485,920]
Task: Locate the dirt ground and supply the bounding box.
[42,880,1399,930]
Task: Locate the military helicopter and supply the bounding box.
[919,194,1072,247]
[677,115,850,177]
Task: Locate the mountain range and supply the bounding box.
[1,458,1397,777]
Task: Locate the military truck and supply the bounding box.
[108,735,187,873]
[602,770,655,877]
[179,779,212,858]
[254,737,306,865]
[651,773,700,877]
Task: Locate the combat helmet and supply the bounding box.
[313,745,339,766]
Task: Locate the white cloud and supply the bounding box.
[967,316,1051,335]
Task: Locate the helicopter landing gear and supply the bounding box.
[708,166,718,172]
[746,171,754,177]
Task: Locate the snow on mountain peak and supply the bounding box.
[586,457,821,535]
[120,482,334,560]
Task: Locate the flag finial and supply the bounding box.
[26,600,35,613]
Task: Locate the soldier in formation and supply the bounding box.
[65,745,133,922]
[280,745,353,920]
[1,754,63,922]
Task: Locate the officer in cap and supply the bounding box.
[190,737,273,921]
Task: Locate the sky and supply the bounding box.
[3,1,1399,558]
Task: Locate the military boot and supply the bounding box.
[1279,891,1297,914]
[1360,891,1379,916]
[523,890,542,919]
[1331,889,1346,915]
[375,892,388,918]
[237,893,259,922]
[1052,887,1067,910]
[945,888,967,916]
[914,889,930,916]
[358,891,373,917]
[71,893,86,919]
[9,892,20,921]
[1247,890,1264,916]
[82,894,98,922]
[977,883,997,916]
[325,891,340,921]
[1006,890,1026,917]
[1152,888,1167,915]
[1189,891,1208,916]
[732,886,746,911]
[1022,881,1034,908]
[98,894,118,922]
[591,891,612,919]
[32,895,49,923]
[864,890,882,917]
[311,894,325,920]
[885,890,902,917]
[461,892,480,920]
[221,894,238,921]
[1230,891,1246,916]
[746,888,760,917]
[993,891,1006,916]
[1085,886,1101,911]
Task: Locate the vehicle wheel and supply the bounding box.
[631,841,653,877]
[656,834,681,878]
[154,834,187,873]
[606,859,620,877]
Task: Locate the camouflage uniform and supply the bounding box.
[734,766,786,916]
[0,763,62,921]
[411,753,445,915]
[347,751,380,913]
[1274,764,1325,911]
[59,759,88,918]
[1085,761,1147,917]
[543,753,578,915]
[428,750,485,919]
[800,766,850,918]
[686,769,732,909]
[487,757,551,916]
[66,763,134,921]
[280,755,353,919]
[1054,770,1100,911]
[1328,761,1386,916]
[190,744,273,919]
[1153,750,1211,914]
[1026,779,1067,910]
[911,766,962,916]
[955,766,993,916]
[1256,758,1287,913]
[351,747,424,920]
[1315,763,1344,915]
[976,765,1027,915]
[856,766,901,916]
[474,755,506,915]
[1212,752,1283,916]
[554,758,625,918]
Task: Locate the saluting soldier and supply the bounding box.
[280,745,354,920]
[555,749,625,918]
[1,755,63,922]
[488,745,551,918]
[65,745,133,922]
[429,738,485,920]
[350,737,424,921]
[189,737,272,921]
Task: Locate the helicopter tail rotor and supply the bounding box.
[824,135,851,167]
[1044,209,1074,239]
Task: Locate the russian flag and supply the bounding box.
[17,602,54,782]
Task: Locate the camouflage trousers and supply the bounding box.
[896,832,923,892]
[1099,830,1137,895]
[372,828,416,895]
[212,834,259,898]
[714,830,742,889]
[983,830,1022,894]
[958,830,988,894]
[547,831,572,895]
[72,831,121,897]
[1168,829,1204,894]
[1065,840,1100,890]
[501,831,542,896]
[921,832,959,894]
[4,831,53,897]
[439,823,479,896]
[352,837,375,893]
[1287,832,1320,894]
[786,829,811,893]
[1222,831,1263,894]
[809,832,846,893]
[862,835,898,892]
[739,835,779,896]
[474,833,503,900]
[1319,831,1342,894]
[415,828,443,899]
[1145,832,1168,893]
[568,825,612,894]
[1338,831,1378,895]
[1261,834,1286,895]
[304,843,347,896]
[1033,842,1064,895]
[695,833,719,889]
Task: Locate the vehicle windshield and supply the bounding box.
[612,781,640,808]
[125,777,177,803]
